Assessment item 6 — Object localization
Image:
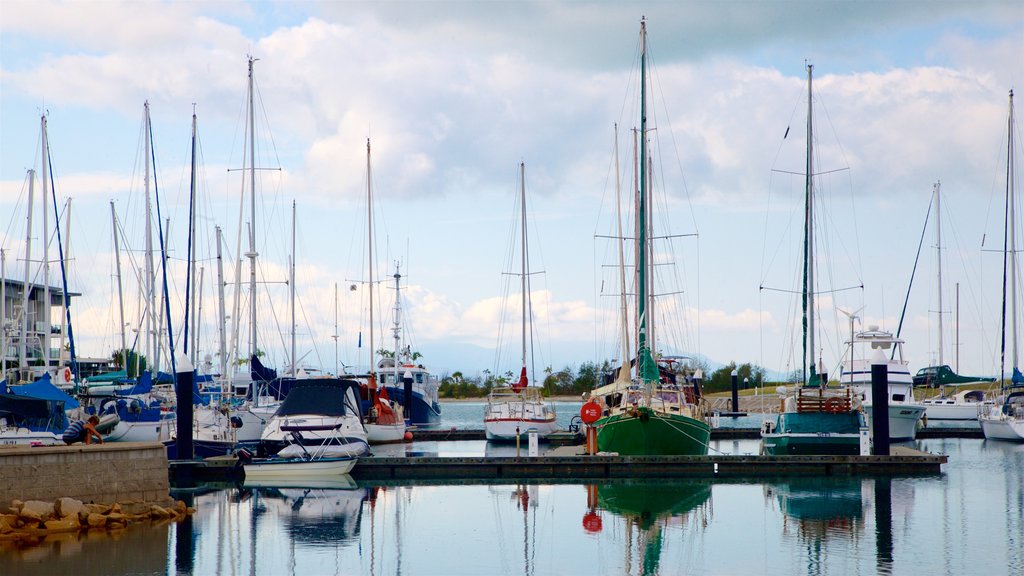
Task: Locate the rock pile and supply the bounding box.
[0,496,195,543]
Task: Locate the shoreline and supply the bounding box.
[440,395,582,403]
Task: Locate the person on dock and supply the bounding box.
[62,415,104,445]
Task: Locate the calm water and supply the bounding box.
[4,405,1021,575]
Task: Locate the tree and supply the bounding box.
[111,348,147,378]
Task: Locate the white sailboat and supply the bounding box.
[484,162,558,442]
[917,182,996,420]
[980,89,1024,442]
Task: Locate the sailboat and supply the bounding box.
[980,90,1024,442]
[483,162,557,442]
[588,20,710,456]
[356,139,407,444]
[915,183,997,420]
[761,64,868,455]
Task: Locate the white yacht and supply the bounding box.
[839,327,925,440]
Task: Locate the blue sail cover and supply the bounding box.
[6,374,80,409]
[251,355,277,383]
[1013,367,1024,386]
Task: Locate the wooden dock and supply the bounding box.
[351,446,945,481]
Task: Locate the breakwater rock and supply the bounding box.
[0,496,194,548]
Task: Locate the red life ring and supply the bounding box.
[63,367,72,382]
[580,401,602,424]
[824,397,843,414]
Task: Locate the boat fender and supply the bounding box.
[230,416,243,429]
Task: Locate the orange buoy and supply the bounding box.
[404,431,414,441]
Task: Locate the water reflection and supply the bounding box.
[241,475,368,546]
[0,520,168,576]
[766,477,867,576]
[585,479,712,576]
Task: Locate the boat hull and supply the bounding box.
[979,416,1024,441]
[379,386,441,427]
[243,456,356,479]
[922,401,991,420]
[863,403,925,440]
[484,418,559,441]
[366,422,407,444]
[105,414,175,442]
[595,409,710,456]
[761,410,865,456]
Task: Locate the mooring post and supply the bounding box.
[871,360,890,456]
[403,370,413,420]
[731,369,739,413]
[175,352,195,461]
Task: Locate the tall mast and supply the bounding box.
[20,169,34,373]
[290,200,296,378]
[144,101,155,372]
[111,203,127,367]
[60,198,71,367]
[392,263,402,388]
[41,114,50,373]
[1011,90,1018,372]
[44,119,79,384]
[999,90,1016,384]
[247,57,259,363]
[519,162,528,382]
[637,18,653,384]
[184,108,198,364]
[614,124,631,384]
[333,282,339,376]
[803,64,817,385]
[934,181,943,366]
[367,139,376,385]
[215,226,227,381]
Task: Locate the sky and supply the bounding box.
[1,0,1023,381]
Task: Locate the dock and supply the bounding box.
[409,426,981,441]
[168,443,945,484]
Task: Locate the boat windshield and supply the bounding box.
[274,380,362,418]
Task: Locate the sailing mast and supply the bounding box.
[215,226,227,381]
[367,139,377,402]
[144,102,156,374]
[803,64,818,386]
[183,108,198,365]
[111,202,127,367]
[613,124,632,386]
[247,57,259,367]
[41,115,50,376]
[20,169,34,377]
[999,90,1017,387]
[518,162,530,389]
[636,18,657,386]
[934,182,944,366]
[290,200,296,378]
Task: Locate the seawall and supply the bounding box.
[0,442,169,506]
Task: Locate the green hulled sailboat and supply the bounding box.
[589,19,710,456]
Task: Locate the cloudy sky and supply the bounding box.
[1,0,1022,380]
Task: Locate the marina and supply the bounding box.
[2,3,1023,575]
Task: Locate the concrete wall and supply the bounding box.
[0,442,169,506]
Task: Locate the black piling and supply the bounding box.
[175,359,195,461]
[731,370,739,413]
[403,371,413,418]
[870,363,890,456]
